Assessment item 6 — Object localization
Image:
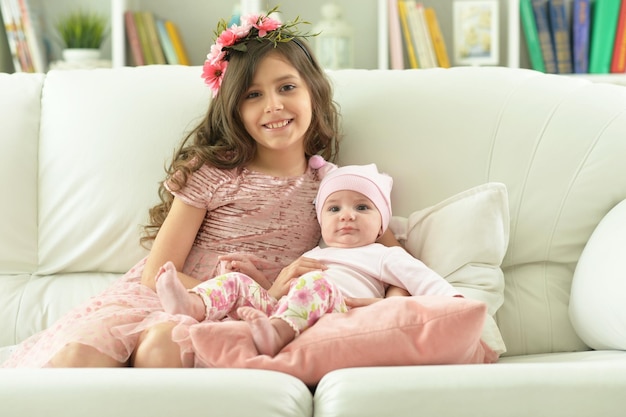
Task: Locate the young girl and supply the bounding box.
[156,164,462,358]
[2,9,356,368]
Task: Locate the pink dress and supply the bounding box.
[2,163,323,367]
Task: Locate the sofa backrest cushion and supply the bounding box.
[0,73,44,274]
[37,66,210,275]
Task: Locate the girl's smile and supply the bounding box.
[263,119,292,129]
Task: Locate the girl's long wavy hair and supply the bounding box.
[141,38,341,246]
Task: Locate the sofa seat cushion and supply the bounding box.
[313,351,626,417]
[0,368,312,417]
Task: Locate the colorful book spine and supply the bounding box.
[406,0,436,68]
[156,18,177,65]
[531,0,557,74]
[6,0,33,72]
[134,11,154,65]
[397,0,418,68]
[414,2,437,68]
[588,0,621,73]
[164,20,190,66]
[0,0,21,71]
[387,0,404,69]
[610,0,626,73]
[424,7,449,68]
[548,0,572,73]
[124,10,144,66]
[0,4,12,71]
[572,0,590,73]
[520,0,545,72]
[17,0,46,72]
[140,11,166,65]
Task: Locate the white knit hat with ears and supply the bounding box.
[315,163,393,232]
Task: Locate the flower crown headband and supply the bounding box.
[201,6,314,97]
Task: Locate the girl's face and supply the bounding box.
[239,53,312,162]
[319,190,382,248]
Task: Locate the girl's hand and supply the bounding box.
[345,285,409,308]
[218,253,273,290]
[344,297,382,308]
[268,256,327,300]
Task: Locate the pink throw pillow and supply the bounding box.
[189,295,498,385]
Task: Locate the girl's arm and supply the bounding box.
[377,228,402,248]
[141,197,207,291]
[385,285,410,297]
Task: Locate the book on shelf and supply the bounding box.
[610,0,626,73]
[16,0,45,72]
[1,0,34,72]
[140,11,166,65]
[0,3,12,72]
[156,19,177,65]
[424,6,449,68]
[571,0,590,74]
[164,20,190,66]
[406,1,437,69]
[588,0,621,74]
[397,0,418,68]
[133,11,154,65]
[0,0,20,71]
[548,0,572,74]
[531,0,557,74]
[124,10,144,66]
[387,0,404,69]
[520,0,546,72]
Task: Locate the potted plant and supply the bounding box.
[55,10,108,62]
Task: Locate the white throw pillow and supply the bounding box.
[389,182,509,354]
[569,199,626,350]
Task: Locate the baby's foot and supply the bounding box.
[238,307,295,356]
[156,262,205,320]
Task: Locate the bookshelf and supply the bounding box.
[110,0,382,68]
[3,0,626,85]
[109,0,528,70]
[109,0,521,69]
[376,0,521,69]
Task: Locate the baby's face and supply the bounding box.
[319,190,382,248]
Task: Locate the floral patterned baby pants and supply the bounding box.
[191,270,348,335]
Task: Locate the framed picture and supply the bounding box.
[453,0,499,66]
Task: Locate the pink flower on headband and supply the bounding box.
[202,59,228,96]
[216,27,239,48]
[244,14,281,37]
[201,6,313,97]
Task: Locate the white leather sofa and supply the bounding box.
[1,65,626,417]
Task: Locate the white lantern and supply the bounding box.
[313,2,354,69]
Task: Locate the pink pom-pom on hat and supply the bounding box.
[315,164,393,232]
[308,155,326,169]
